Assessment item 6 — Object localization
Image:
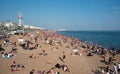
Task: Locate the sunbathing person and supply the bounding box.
[1,52,5,58]
[42,71,47,74]
[29,69,35,74]
[47,68,54,74]
[1,52,9,58]
[61,64,70,72]
[39,50,48,56]
[87,52,93,56]
[1,51,16,58]
[10,61,17,71]
[29,54,36,59]
[10,61,25,71]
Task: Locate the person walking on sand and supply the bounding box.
[106,66,110,74]
[108,57,112,65]
[118,63,120,72]
[113,63,118,74]
[11,43,14,53]
[63,51,66,60]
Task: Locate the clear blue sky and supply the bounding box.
[0,0,120,31]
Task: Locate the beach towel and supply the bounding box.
[10,68,23,72]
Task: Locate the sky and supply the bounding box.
[0,0,120,31]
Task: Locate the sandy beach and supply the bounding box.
[0,31,120,74]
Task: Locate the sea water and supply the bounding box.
[58,31,120,50]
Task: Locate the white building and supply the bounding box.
[0,22,3,26]
[24,24,30,28]
[29,25,46,30]
[4,21,17,28]
[24,24,46,30]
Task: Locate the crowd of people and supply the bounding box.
[0,30,120,74]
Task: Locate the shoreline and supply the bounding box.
[57,31,120,50]
[0,30,120,74]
